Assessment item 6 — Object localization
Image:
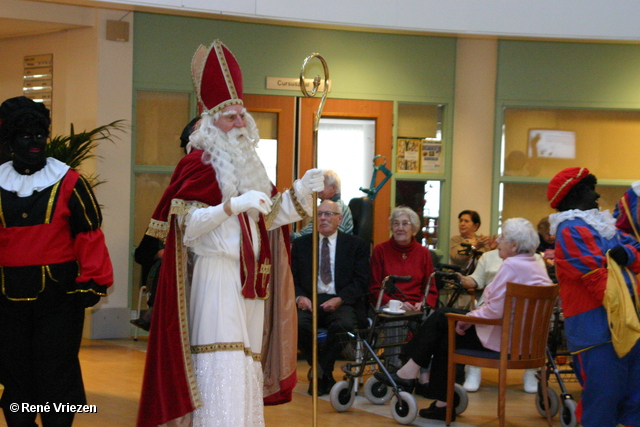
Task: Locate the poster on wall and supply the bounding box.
[421,140,442,173]
[396,138,420,172]
[527,129,576,159]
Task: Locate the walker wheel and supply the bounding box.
[454,383,469,415]
[535,384,559,418]
[560,398,578,427]
[329,380,355,412]
[364,376,393,405]
[390,391,418,425]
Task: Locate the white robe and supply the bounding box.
[182,192,303,427]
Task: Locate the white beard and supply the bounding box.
[188,113,272,219]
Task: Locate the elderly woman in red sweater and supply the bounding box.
[369,206,437,312]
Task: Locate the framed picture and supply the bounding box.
[528,129,576,159]
[396,137,421,172]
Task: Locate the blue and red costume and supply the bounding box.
[551,210,640,427]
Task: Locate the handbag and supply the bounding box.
[604,195,640,357]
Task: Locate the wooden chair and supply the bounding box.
[445,282,559,426]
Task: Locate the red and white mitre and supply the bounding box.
[191,39,244,115]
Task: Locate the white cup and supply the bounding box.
[388,300,403,312]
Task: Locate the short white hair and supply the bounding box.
[389,206,421,235]
[502,217,539,255]
[324,170,341,193]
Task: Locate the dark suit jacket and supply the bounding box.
[292,231,370,305]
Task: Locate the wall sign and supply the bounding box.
[23,54,53,110]
[266,77,331,92]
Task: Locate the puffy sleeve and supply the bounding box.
[69,175,113,288]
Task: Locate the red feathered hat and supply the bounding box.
[191,40,244,115]
[547,167,590,209]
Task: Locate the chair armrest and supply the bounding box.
[445,312,502,326]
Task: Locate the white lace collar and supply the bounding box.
[0,158,70,197]
[549,208,617,240]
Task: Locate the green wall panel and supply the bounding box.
[497,40,640,108]
[133,12,457,102]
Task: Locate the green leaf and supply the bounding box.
[46,120,127,187]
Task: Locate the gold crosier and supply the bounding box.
[300,53,330,427]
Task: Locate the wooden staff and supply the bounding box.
[299,53,330,427]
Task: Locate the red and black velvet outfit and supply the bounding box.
[0,159,113,426]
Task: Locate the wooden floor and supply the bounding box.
[0,337,583,426]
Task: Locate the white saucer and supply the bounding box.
[383,307,406,315]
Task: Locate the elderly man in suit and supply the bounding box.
[293,200,370,395]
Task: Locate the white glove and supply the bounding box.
[229,190,272,215]
[296,168,325,198]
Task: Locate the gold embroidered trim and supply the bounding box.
[214,41,238,101]
[73,188,93,229]
[147,199,211,241]
[264,192,282,230]
[1,265,46,301]
[290,183,309,219]
[190,342,261,361]
[78,176,100,225]
[258,258,271,301]
[174,217,203,408]
[206,99,244,116]
[66,288,107,296]
[44,181,61,224]
[147,219,169,240]
[169,199,209,218]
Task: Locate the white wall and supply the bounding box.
[450,38,498,239]
[94,9,134,312]
[0,9,134,337]
[0,27,97,136]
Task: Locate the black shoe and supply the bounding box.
[419,401,456,422]
[373,371,416,393]
[322,374,337,395]
[130,318,150,331]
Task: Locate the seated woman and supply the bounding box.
[369,207,437,371]
[449,209,497,272]
[375,217,553,421]
[458,248,548,393]
[369,206,437,311]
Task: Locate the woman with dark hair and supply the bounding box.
[449,209,496,270]
[0,96,113,426]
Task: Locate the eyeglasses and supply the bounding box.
[318,211,340,218]
[392,221,412,228]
